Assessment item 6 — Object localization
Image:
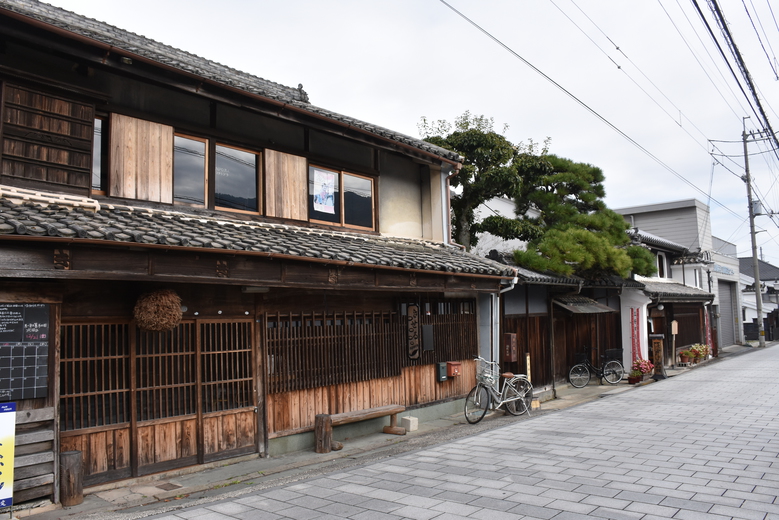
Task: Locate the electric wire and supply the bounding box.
[691,0,763,124]
[741,0,779,79]
[706,0,779,152]
[663,0,749,121]
[549,0,718,161]
[437,0,744,223]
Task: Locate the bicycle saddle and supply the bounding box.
[501,372,515,378]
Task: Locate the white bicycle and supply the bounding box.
[464,357,533,424]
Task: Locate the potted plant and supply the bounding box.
[628,358,655,378]
[627,369,643,384]
[690,343,710,363]
[679,350,692,363]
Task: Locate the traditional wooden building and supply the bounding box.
[0,0,517,507]
[486,252,637,399]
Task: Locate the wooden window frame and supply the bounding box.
[173,134,264,215]
[91,115,109,195]
[173,133,209,207]
[308,164,375,231]
[213,142,262,216]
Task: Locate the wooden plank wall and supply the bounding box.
[60,425,131,484]
[14,407,57,504]
[503,315,550,389]
[109,113,174,203]
[1,83,93,190]
[266,360,475,437]
[264,149,307,220]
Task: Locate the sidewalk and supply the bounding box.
[19,342,764,519]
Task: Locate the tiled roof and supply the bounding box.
[0,187,515,279]
[626,228,686,252]
[639,279,714,301]
[486,250,644,288]
[739,257,779,281]
[0,0,462,164]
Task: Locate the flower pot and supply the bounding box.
[680,355,689,363]
[628,375,641,384]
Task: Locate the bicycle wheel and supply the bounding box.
[603,360,624,384]
[569,364,590,388]
[504,378,533,416]
[464,384,491,424]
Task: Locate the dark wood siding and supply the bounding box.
[1,83,94,191]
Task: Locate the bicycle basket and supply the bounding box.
[573,352,588,364]
[604,349,623,361]
[476,358,500,385]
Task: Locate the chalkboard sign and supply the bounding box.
[0,304,49,401]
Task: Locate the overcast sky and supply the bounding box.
[44,0,779,265]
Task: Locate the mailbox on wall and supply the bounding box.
[502,333,518,362]
[436,362,448,382]
[446,361,461,377]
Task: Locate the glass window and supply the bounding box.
[343,173,373,228]
[215,144,258,212]
[309,166,340,224]
[173,135,207,205]
[91,118,107,192]
[308,166,374,230]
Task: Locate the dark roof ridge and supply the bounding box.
[0,0,462,163]
[0,186,515,278]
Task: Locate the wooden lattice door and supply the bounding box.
[60,318,260,485]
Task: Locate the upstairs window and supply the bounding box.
[91,117,108,193]
[173,135,207,206]
[309,165,374,230]
[215,144,259,212]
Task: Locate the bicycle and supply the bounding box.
[464,357,533,424]
[568,348,624,388]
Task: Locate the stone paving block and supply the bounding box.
[535,479,580,492]
[590,505,647,520]
[709,504,770,520]
[260,489,303,502]
[350,511,401,520]
[273,505,323,520]
[357,498,405,513]
[233,496,289,512]
[671,509,734,520]
[326,491,374,505]
[506,502,561,519]
[504,492,556,507]
[580,494,632,510]
[206,502,258,516]
[613,489,666,504]
[287,494,333,510]
[431,500,481,516]
[436,481,477,493]
[538,488,588,502]
[466,496,516,511]
[391,504,441,520]
[469,508,524,520]
[317,502,367,517]
[396,494,442,509]
[546,498,598,515]
[625,500,681,517]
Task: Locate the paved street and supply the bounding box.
[89,346,779,520]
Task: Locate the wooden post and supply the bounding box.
[314,414,333,453]
[60,451,83,507]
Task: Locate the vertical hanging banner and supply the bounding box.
[0,402,15,508]
[630,308,641,362]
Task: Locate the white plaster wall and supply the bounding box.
[377,153,424,239]
[620,289,651,367]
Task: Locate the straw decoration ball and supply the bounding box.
[134,289,182,331]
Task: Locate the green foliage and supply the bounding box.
[512,154,653,279]
[420,111,549,250]
[626,245,657,277]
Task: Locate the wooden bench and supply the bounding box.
[315,404,406,453]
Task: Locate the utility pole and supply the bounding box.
[743,118,765,347]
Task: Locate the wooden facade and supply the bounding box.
[0,3,516,507]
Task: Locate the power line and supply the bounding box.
[437,0,745,223]
[741,0,779,79]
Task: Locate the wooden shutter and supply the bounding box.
[264,149,307,220]
[1,84,94,190]
[109,113,173,203]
